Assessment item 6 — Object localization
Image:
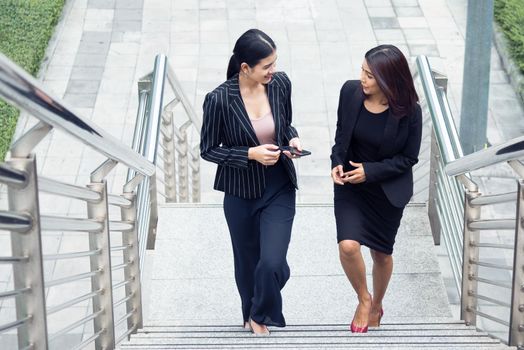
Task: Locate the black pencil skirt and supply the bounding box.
[334,182,404,255]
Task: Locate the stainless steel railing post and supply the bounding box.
[461,188,481,325]
[509,179,524,347]
[190,145,200,202]
[161,111,177,201]
[178,130,189,202]
[428,130,442,245]
[427,72,449,245]
[121,191,143,334]
[7,154,48,349]
[86,180,115,350]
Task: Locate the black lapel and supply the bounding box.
[344,87,365,149]
[378,110,400,157]
[266,79,282,144]
[227,75,259,145]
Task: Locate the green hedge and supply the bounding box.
[0,0,65,161]
[494,0,524,74]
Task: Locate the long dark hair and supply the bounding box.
[227,29,276,80]
[364,45,418,117]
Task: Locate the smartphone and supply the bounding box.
[279,146,311,157]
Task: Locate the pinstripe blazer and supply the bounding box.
[200,71,299,199]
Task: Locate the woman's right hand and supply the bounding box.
[331,165,345,185]
[248,144,281,166]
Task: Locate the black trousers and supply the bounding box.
[223,161,296,327]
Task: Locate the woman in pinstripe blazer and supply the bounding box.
[200,29,302,335]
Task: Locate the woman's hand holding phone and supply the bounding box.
[281,137,311,158]
[280,146,311,157]
[248,144,281,166]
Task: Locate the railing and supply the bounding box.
[0,51,200,348]
[138,55,201,206]
[415,55,524,348]
[0,49,161,349]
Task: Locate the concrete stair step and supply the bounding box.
[137,322,477,333]
[120,322,506,349]
[132,330,489,339]
[120,346,509,350]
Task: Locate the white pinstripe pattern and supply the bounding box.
[200,72,298,199]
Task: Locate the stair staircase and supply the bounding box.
[120,322,506,349]
[119,204,512,350]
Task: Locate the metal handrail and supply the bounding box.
[469,259,512,270]
[468,219,515,230]
[471,292,511,308]
[471,242,513,249]
[469,191,517,206]
[109,220,135,232]
[0,316,31,334]
[416,56,463,164]
[48,310,103,342]
[0,287,30,299]
[138,54,201,207]
[165,63,201,128]
[45,270,101,288]
[115,309,135,328]
[38,176,102,202]
[108,194,133,208]
[47,289,102,315]
[70,329,104,350]
[0,256,28,263]
[116,327,137,345]
[415,54,524,347]
[43,249,101,260]
[0,52,178,349]
[469,309,510,327]
[113,279,132,290]
[114,293,135,308]
[0,53,155,176]
[0,210,32,232]
[40,215,103,232]
[446,135,524,176]
[0,163,27,187]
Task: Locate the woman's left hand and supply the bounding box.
[283,137,302,159]
[343,161,366,184]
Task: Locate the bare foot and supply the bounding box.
[352,293,372,328]
[243,321,251,330]
[249,318,270,336]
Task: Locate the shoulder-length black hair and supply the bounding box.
[364,45,418,118]
[227,29,276,80]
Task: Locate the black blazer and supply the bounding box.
[330,80,423,208]
[200,71,299,199]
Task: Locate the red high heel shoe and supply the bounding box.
[350,321,368,333]
[369,308,384,327]
[350,305,370,333]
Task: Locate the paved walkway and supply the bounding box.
[1,0,523,348]
[14,0,524,203]
[5,0,520,200]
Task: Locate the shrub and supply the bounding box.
[0,0,65,160]
[494,0,524,74]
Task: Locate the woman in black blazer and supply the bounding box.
[200,29,302,335]
[330,45,422,333]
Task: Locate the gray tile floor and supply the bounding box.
[0,0,523,348]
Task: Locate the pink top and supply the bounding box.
[250,111,276,145]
